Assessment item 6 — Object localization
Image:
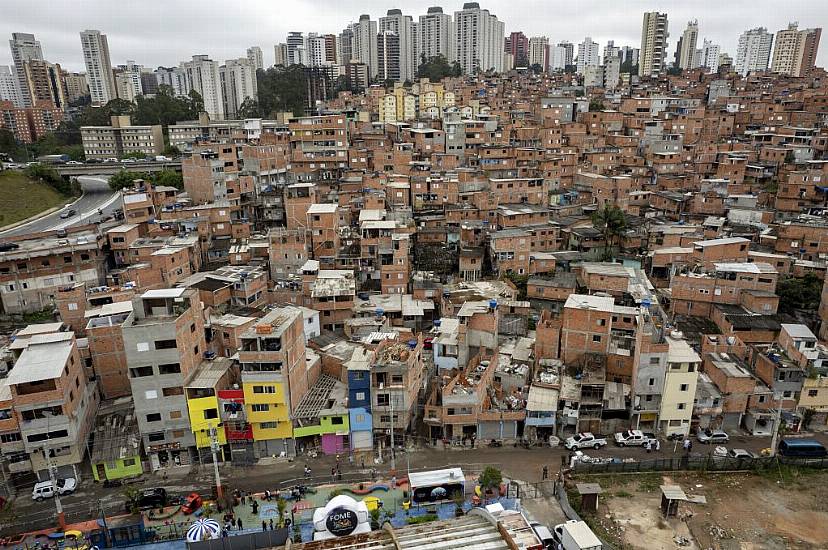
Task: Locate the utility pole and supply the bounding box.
[769,400,783,458]
[43,441,65,528]
[208,425,224,499]
[390,394,396,471]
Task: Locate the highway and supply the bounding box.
[0,175,122,238]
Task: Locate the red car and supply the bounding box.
[181,492,203,515]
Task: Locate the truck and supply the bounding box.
[613,429,657,447]
[554,520,602,550]
[564,432,607,450]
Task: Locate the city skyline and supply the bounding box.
[2,0,827,72]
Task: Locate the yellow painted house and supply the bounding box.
[243,379,293,441]
[184,359,234,452]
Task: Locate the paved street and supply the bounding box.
[6,429,828,535]
[0,175,120,237]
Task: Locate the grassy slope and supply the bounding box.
[0,170,73,228]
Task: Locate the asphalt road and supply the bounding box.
[6,430,828,535]
[0,175,121,238]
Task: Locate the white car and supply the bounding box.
[32,478,77,500]
[104,158,119,163]
[564,432,608,450]
[65,160,83,165]
[697,428,729,444]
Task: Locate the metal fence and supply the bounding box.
[572,454,828,474]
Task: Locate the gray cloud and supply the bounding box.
[1,0,826,72]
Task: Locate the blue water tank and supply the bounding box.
[434,319,442,327]
[408,340,417,349]
[375,308,384,317]
[489,299,498,310]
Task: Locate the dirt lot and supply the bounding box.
[570,468,828,550]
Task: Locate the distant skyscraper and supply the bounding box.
[181,55,224,119]
[505,31,529,67]
[246,46,264,70]
[306,33,328,67]
[353,14,379,77]
[639,11,669,77]
[377,31,402,82]
[603,40,620,63]
[735,27,773,75]
[155,66,189,97]
[323,34,338,65]
[20,60,67,109]
[621,46,640,67]
[80,30,117,106]
[577,37,599,75]
[417,6,453,67]
[114,60,143,102]
[9,32,43,107]
[551,41,574,71]
[453,2,505,74]
[274,43,288,66]
[701,39,720,72]
[675,20,699,70]
[771,23,822,76]
[380,9,415,82]
[528,36,550,71]
[0,65,23,106]
[604,55,621,89]
[286,32,305,65]
[220,58,257,119]
[63,71,90,102]
[338,27,355,65]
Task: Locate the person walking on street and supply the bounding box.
[269,518,274,530]
[262,521,267,531]
[655,438,661,452]
[237,518,243,531]
[331,466,336,481]
[683,438,690,454]
[542,465,548,480]
[645,439,652,453]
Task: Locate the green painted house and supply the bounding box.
[90,400,144,481]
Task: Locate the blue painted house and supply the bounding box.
[345,347,374,451]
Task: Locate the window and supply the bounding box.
[377,394,390,406]
[782,391,792,398]
[355,391,365,401]
[147,432,165,442]
[130,366,153,378]
[172,429,186,438]
[592,335,602,343]
[170,410,182,419]
[155,339,177,350]
[648,378,655,386]
[136,342,150,352]
[331,417,344,425]
[677,403,686,410]
[204,408,218,419]
[123,458,136,467]
[1,432,22,443]
[597,319,606,326]
[146,413,162,422]
[680,384,689,391]
[808,389,819,397]
[649,357,660,365]
[252,404,270,412]
[158,363,181,374]
[162,386,183,397]
[145,390,158,400]
[352,372,365,380]
[253,386,276,394]
[260,422,278,429]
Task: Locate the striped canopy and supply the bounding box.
[186,518,221,542]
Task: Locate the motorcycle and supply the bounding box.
[487,439,502,447]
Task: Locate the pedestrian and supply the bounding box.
[331,466,336,481]
[269,518,274,530]
[542,465,548,480]
[337,468,342,481]
[264,489,271,501]
[349,453,354,465]
[683,438,690,454]
[237,518,243,531]
[262,520,267,532]
[645,440,652,453]
[361,457,365,470]
[391,475,397,487]
[688,440,693,453]
[655,439,661,452]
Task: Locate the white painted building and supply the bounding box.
[80,29,117,106]
[220,58,257,119]
[353,14,378,78]
[417,6,453,65]
[181,55,225,120]
[0,65,22,106]
[576,37,599,75]
[735,27,773,75]
[453,2,505,74]
[246,46,263,70]
[9,32,43,107]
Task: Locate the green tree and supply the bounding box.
[154,169,184,189]
[416,54,457,82]
[256,65,308,117]
[591,203,628,261]
[589,99,605,111]
[667,66,683,76]
[23,163,78,195]
[0,129,25,160]
[108,170,149,191]
[478,466,503,491]
[237,97,261,118]
[776,273,823,314]
[529,63,543,74]
[620,60,638,74]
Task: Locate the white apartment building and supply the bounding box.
[181,55,225,120]
[115,60,143,102]
[274,43,288,66]
[246,46,264,70]
[676,20,698,70]
[639,12,669,77]
[286,32,305,65]
[155,66,189,97]
[735,27,773,76]
[576,37,599,75]
[658,332,700,437]
[220,58,257,119]
[417,7,453,65]
[528,36,549,71]
[701,40,720,73]
[9,32,43,107]
[453,2,505,74]
[353,15,378,77]
[305,34,328,67]
[0,65,22,106]
[80,30,117,106]
[551,41,573,71]
[604,56,621,89]
[380,9,415,82]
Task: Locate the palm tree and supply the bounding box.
[591,204,627,261]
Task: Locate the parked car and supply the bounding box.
[32,478,77,501]
[154,155,171,162]
[0,242,20,252]
[181,492,203,514]
[529,521,556,549]
[564,432,607,450]
[697,428,729,444]
[613,430,656,447]
[104,158,119,163]
[120,158,137,163]
[59,208,77,219]
[65,160,83,165]
[727,448,755,459]
[130,487,168,510]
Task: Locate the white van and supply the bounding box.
[32,478,77,501]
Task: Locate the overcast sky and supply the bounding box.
[2,0,827,72]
